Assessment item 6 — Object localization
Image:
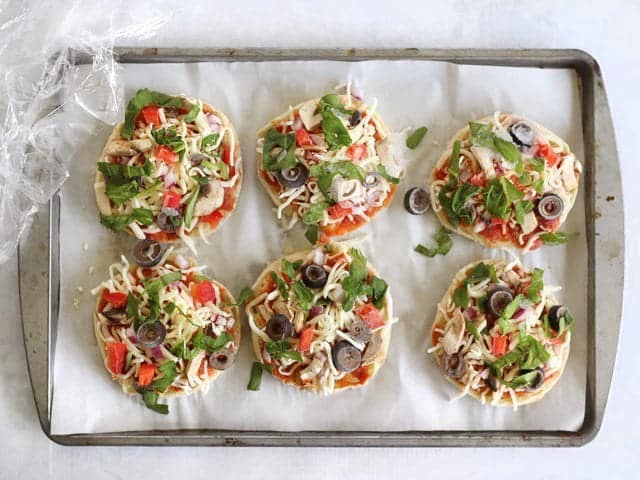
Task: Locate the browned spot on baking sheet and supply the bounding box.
[606,195,615,202]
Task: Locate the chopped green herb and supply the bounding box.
[370,276,388,310]
[270,271,289,300]
[100,208,153,231]
[453,262,498,309]
[262,128,297,172]
[415,227,452,258]
[236,287,255,306]
[532,178,545,193]
[525,268,544,303]
[302,201,330,225]
[305,225,319,244]
[183,102,200,123]
[183,181,200,228]
[309,161,365,201]
[265,340,303,361]
[469,121,522,171]
[282,259,302,279]
[453,286,469,309]
[497,294,524,334]
[341,248,369,311]
[318,95,352,150]
[122,89,182,140]
[377,164,400,184]
[292,280,314,310]
[151,126,186,160]
[201,133,220,150]
[437,182,481,227]
[539,231,573,245]
[192,330,233,353]
[105,181,139,206]
[514,200,534,226]
[406,126,428,149]
[529,157,545,173]
[152,361,178,393]
[448,140,461,185]
[142,390,169,415]
[171,340,200,361]
[247,362,264,391]
[465,320,481,340]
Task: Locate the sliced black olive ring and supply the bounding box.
[265,314,292,340]
[157,207,182,233]
[443,350,466,379]
[137,320,166,349]
[537,193,564,220]
[301,263,328,289]
[133,239,165,267]
[548,305,569,332]
[404,187,430,215]
[209,347,236,370]
[524,367,545,392]
[509,120,535,147]
[348,318,372,343]
[277,163,309,189]
[487,285,514,317]
[332,340,362,373]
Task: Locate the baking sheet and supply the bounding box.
[51,60,586,434]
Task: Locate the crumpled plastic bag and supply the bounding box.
[0,0,171,263]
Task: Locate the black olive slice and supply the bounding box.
[349,110,362,127]
[487,285,514,317]
[189,153,207,166]
[301,263,328,289]
[265,314,292,340]
[102,307,128,325]
[137,320,166,349]
[362,172,382,189]
[443,351,466,379]
[548,305,569,332]
[332,340,362,373]
[537,193,564,220]
[209,347,236,370]
[348,318,371,343]
[277,163,309,189]
[133,239,165,267]
[362,331,383,364]
[157,207,182,233]
[404,187,430,215]
[509,121,535,147]
[486,371,499,392]
[525,367,545,392]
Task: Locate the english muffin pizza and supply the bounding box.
[91,240,240,414]
[429,114,581,252]
[245,243,394,394]
[256,88,404,243]
[429,259,573,407]
[95,89,242,252]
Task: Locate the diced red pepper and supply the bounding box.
[140,105,161,126]
[137,363,156,386]
[299,328,314,352]
[346,143,367,162]
[102,290,128,309]
[163,190,182,209]
[327,203,351,220]
[191,281,215,304]
[156,145,178,165]
[536,143,558,167]
[106,342,128,375]
[492,335,509,357]
[222,143,232,165]
[295,128,313,146]
[469,172,486,187]
[357,304,384,329]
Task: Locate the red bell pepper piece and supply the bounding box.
[299,328,314,352]
[327,203,351,220]
[357,304,384,329]
[191,281,215,304]
[346,143,367,162]
[536,143,558,167]
[295,128,313,147]
[102,290,128,309]
[492,335,509,357]
[163,190,182,209]
[156,145,178,165]
[106,342,128,374]
[137,363,156,386]
[140,105,161,126]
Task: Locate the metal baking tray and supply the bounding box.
[18,47,623,447]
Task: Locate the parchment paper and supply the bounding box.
[51,60,586,434]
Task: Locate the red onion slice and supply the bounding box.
[149,346,164,359]
[350,83,364,100]
[309,305,324,318]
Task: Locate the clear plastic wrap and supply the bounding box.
[0,1,170,263]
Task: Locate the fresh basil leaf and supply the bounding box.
[270,271,289,300]
[320,108,352,150]
[453,286,469,309]
[132,207,154,225]
[465,320,480,340]
[309,161,365,201]
[526,268,544,303]
[236,287,255,306]
[137,180,163,198]
[282,259,302,279]
[100,213,132,232]
[192,330,233,353]
[319,94,351,114]
[152,361,178,393]
[377,164,400,184]
[370,276,388,310]
[489,350,521,376]
[160,270,182,285]
[406,126,428,149]
[141,390,169,415]
[529,157,545,173]
[98,162,149,182]
[122,89,182,140]
[467,262,498,284]
[302,201,330,225]
[469,122,495,149]
[305,224,319,244]
[539,231,573,245]
[415,227,452,258]
[518,172,533,186]
[448,140,461,185]
[342,248,369,312]
[202,160,229,180]
[292,281,314,310]
[438,182,481,227]
[247,362,264,391]
[494,136,522,170]
[105,181,139,206]
[503,369,540,389]
[126,293,140,322]
[469,122,522,169]
[497,294,524,334]
[514,200,534,226]
[201,133,220,150]
[532,178,544,193]
[151,127,186,161]
[183,102,200,123]
[265,340,303,361]
[262,128,297,172]
[171,340,200,361]
[183,181,200,229]
[517,334,550,370]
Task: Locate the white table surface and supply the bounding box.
[1,0,638,478]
